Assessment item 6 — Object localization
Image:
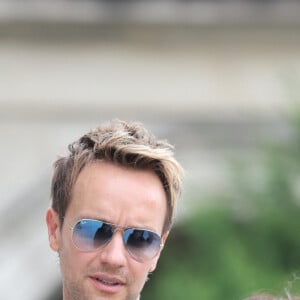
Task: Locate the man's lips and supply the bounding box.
[90,273,126,288]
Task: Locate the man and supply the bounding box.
[46,119,183,300]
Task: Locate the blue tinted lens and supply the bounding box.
[124,229,161,262]
[73,219,113,251]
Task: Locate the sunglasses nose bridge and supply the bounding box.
[111,227,136,255]
[110,226,126,244]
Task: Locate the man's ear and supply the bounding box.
[46,208,61,252]
[149,231,169,273]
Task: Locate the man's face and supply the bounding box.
[46,162,168,300]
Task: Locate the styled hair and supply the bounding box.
[51,119,183,233]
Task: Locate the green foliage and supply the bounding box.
[143,113,300,299]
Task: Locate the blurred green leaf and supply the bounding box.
[143,110,300,300]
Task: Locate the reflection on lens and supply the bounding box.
[124,229,161,261]
[93,222,113,248]
[73,219,113,251]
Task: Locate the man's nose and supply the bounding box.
[98,231,128,267]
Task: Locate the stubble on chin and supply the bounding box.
[63,279,89,300]
[63,280,140,300]
[59,261,144,300]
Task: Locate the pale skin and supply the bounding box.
[46,161,169,300]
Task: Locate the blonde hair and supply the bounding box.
[51,119,183,233]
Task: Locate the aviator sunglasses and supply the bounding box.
[66,218,163,263]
